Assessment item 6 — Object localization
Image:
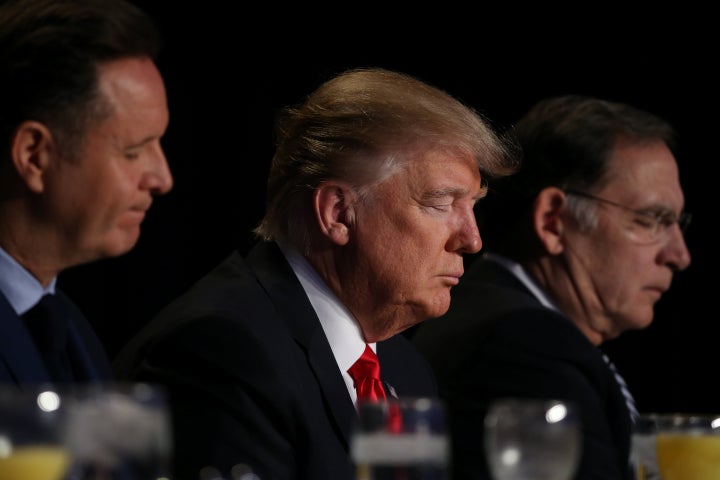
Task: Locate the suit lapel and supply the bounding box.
[247,242,357,444]
[0,291,111,385]
[56,291,112,381]
[0,293,51,384]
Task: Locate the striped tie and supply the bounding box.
[603,353,639,424]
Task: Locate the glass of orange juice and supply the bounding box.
[0,386,70,480]
[636,412,720,480]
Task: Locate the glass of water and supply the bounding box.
[62,382,173,479]
[484,398,581,480]
[350,397,449,480]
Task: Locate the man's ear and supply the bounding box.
[11,120,55,193]
[532,186,568,255]
[313,181,355,246]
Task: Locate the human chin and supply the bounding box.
[101,227,141,258]
[632,308,655,330]
[421,291,452,319]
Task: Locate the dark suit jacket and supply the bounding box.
[0,289,112,386]
[410,257,633,480]
[113,241,438,480]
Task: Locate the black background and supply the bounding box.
[60,4,719,414]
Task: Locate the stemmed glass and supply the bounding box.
[62,382,173,479]
[483,398,581,480]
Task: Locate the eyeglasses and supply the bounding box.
[564,189,691,243]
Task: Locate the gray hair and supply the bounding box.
[565,195,600,232]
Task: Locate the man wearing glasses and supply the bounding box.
[411,95,691,480]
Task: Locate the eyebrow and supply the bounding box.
[641,204,682,216]
[422,186,483,202]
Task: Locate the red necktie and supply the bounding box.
[349,345,403,433]
[348,344,387,402]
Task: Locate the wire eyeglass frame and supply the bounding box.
[564,189,691,243]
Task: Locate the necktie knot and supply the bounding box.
[23,294,69,352]
[348,344,387,403]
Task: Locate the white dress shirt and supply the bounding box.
[484,251,639,422]
[483,251,559,311]
[280,244,373,407]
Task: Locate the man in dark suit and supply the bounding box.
[411,95,692,480]
[0,0,173,385]
[113,67,517,480]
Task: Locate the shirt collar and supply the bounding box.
[0,246,56,315]
[279,243,371,401]
[483,251,560,312]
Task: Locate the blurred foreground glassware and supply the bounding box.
[0,383,172,480]
[63,382,172,479]
[350,397,449,480]
[633,412,720,480]
[0,386,69,480]
[631,414,662,480]
[484,398,581,480]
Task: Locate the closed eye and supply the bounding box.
[636,209,676,226]
[632,212,660,229]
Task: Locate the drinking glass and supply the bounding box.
[62,382,173,479]
[0,386,69,480]
[483,398,581,480]
[631,413,662,480]
[650,413,720,480]
[0,383,173,480]
[350,397,449,480]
